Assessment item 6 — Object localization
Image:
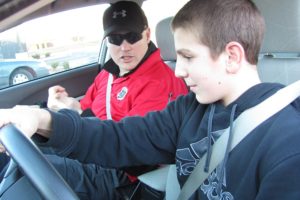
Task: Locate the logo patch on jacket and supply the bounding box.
[117,87,128,100]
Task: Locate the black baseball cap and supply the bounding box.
[103,1,148,37]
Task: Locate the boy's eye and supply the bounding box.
[182,54,193,60]
[177,51,194,61]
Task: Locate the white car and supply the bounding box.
[0,59,49,88]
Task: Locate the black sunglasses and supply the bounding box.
[107,32,143,46]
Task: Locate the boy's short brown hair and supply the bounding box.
[172,0,265,65]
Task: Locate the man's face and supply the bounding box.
[107,28,150,76]
[174,27,229,105]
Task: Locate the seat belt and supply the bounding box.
[177,80,300,200]
[106,73,113,120]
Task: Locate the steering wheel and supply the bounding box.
[0,124,79,200]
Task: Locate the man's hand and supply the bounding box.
[47,85,82,114]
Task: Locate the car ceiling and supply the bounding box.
[0,0,145,33]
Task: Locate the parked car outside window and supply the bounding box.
[0,59,50,88]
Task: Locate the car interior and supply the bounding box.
[254,0,300,85]
[0,0,299,199]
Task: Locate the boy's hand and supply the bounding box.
[0,106,52,152]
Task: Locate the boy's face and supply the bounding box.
[107,28,151,76]
[174,28,229,105]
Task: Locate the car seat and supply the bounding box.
[155,16,176,71]
[254,0,300,85]
[138,16,181,200]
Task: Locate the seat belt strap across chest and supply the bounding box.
[177,80,300,200]
[106,73,113,120]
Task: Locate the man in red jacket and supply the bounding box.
[47,1,187,122]
[46,1,187,199]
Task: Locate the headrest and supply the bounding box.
[253,0,300,54]
[155,16,176,61]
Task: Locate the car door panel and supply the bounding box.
[0,64,99,108]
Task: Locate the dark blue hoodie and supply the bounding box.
[46,82,300,200]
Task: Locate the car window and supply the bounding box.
[0,4,108,90]
[0,0,188,90]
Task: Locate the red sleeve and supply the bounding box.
[79,72,107,110]
[79,83,97,110]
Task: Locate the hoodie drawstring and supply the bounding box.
[202,103,238,196]
[217,104,237,195]
[204,104,216,172]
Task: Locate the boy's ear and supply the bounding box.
[145,27,151,43]
[224,41,245,73]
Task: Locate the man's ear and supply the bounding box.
[224,41,245,73]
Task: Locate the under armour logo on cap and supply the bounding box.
[113,10,127,18]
